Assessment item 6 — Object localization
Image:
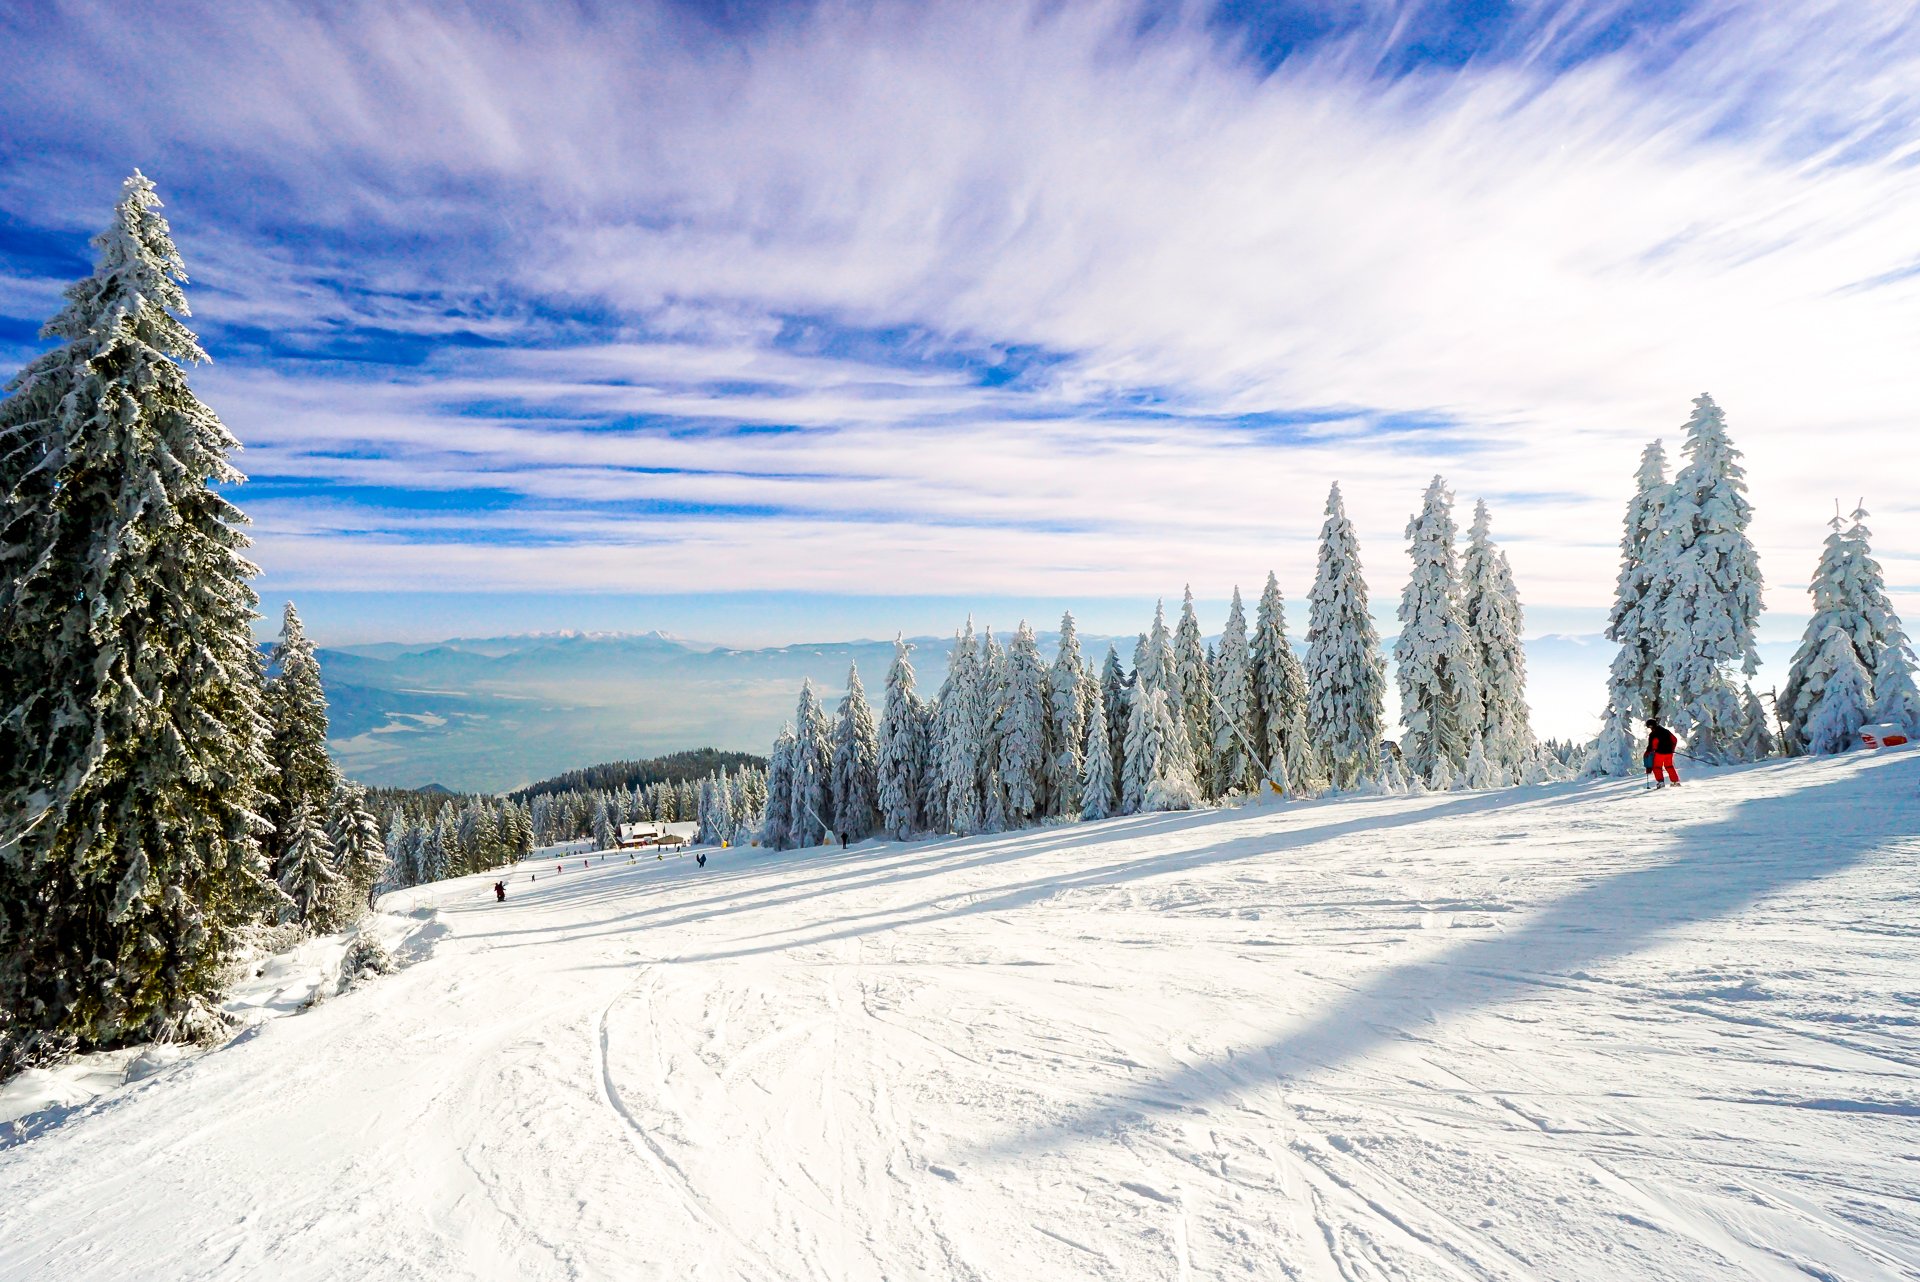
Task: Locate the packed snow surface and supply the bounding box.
[3,753,1917,1280]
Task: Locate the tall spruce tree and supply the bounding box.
[1100,645,1130,781]
[1590,440,1671,775]
[791,681,833,846]
[1045,611,1088,820]
[1799,626,1873,754]
[1646,395,1764,760]
[761,724,797,850]
[829,664,880,841]
[1781,503,1920,749]
[936,623,986,835]
[1250,571,1311,794]
[1211,587,1260,794]
[877,637,928,840]
[326,784,386,922]
[1080,689,1118,821]
[0,175,274,1064]
[1461,500,1534,781]
[1395,476,1480,788]
[278,799,338,928]
[264,602,341,876]
[997,622,1049,827]
[1172,588,1215,798]
[1306,484,1387,788]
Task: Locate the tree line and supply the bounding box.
[754,477,1556,850]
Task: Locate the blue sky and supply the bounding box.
[2,0,1917,664]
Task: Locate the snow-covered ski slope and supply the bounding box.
[4,753,1917,1282]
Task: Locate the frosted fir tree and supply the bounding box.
[1781,503,1920,747]
[877,637,928,840]
[1779,509,1855,754]
[1080,689,1118,820]
[263,602,343,873]
[277,799,337,928]
[1123,686,1200,813]
[1798,625,1873,754]
[915,696,945,835]
[326,784,387,921]
[1173,588,1216,797]
[1647,396,1764,759]
[1589,442,1672,776]
[0,175,275,1062]
[997,622,1050,827]
[711,771,735,845]
[830,663,881,841]
[791,680,833,846]
[1460,501,1534,781]
[1046,612,1089,820]
[1211,587,1260,794]
[1100,645,1130,779]
[1306,484,1387,788]
[936,623,986,835]
[1735,686,1778,762]
[1395,476,1480,788]
[1250,571,1311,794]
[761,724,797,850]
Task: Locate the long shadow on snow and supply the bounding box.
[462,784,1571,960]
[968,753,1920,1160]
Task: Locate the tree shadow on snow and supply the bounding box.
[967,754,1920,1160]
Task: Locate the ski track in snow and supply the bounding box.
[3,753,1919,1280]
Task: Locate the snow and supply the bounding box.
[4,753,1919,1280]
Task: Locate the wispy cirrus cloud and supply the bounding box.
[3,0,1918,657]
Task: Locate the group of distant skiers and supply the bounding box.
[488,845,709,903]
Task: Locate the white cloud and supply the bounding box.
[5,0,1918,639]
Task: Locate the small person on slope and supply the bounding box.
[1644,718,1681,789]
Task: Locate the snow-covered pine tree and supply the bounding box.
[1461,500,1534,782]
[1046,612,1089,820]
[1591,440,1672,776]
[1211,587,1260,794]
[326,784,386,921]
[877,637,927,840]
[1306,484,1387,789]
[278,799,338,929]
[936,623,986,835]
[1123,686,1199,813]
[1735,686,1778,761]
[1396,476,1480,789]
[791,680,833,846]
[1080,687,1117,820]
[1173,588,1215,797]
[762,724,797,850]
[997,622,1049,827]
[1781,503,1920,748]
[830,663,881,841]
[1139,602,1173,704]
[1101,644,1130,779]
[1250,571,1311,794]
[1799,625,1873,754]
[0,174,275,1062]
[1647,396,1764,759]
[712,770,735,845]
[264,602,343,876]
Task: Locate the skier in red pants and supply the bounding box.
[1644,718,1681,788]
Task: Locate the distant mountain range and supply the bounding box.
[319,629,1794,793]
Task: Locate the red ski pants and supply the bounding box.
[1651,753,1679,783]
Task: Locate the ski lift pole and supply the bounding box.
[1204,686,1289,799]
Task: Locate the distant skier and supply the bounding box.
[1644,718,1681,788]
[696,851,707,868]
[493,880,506,903]
[838,831,848,850]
